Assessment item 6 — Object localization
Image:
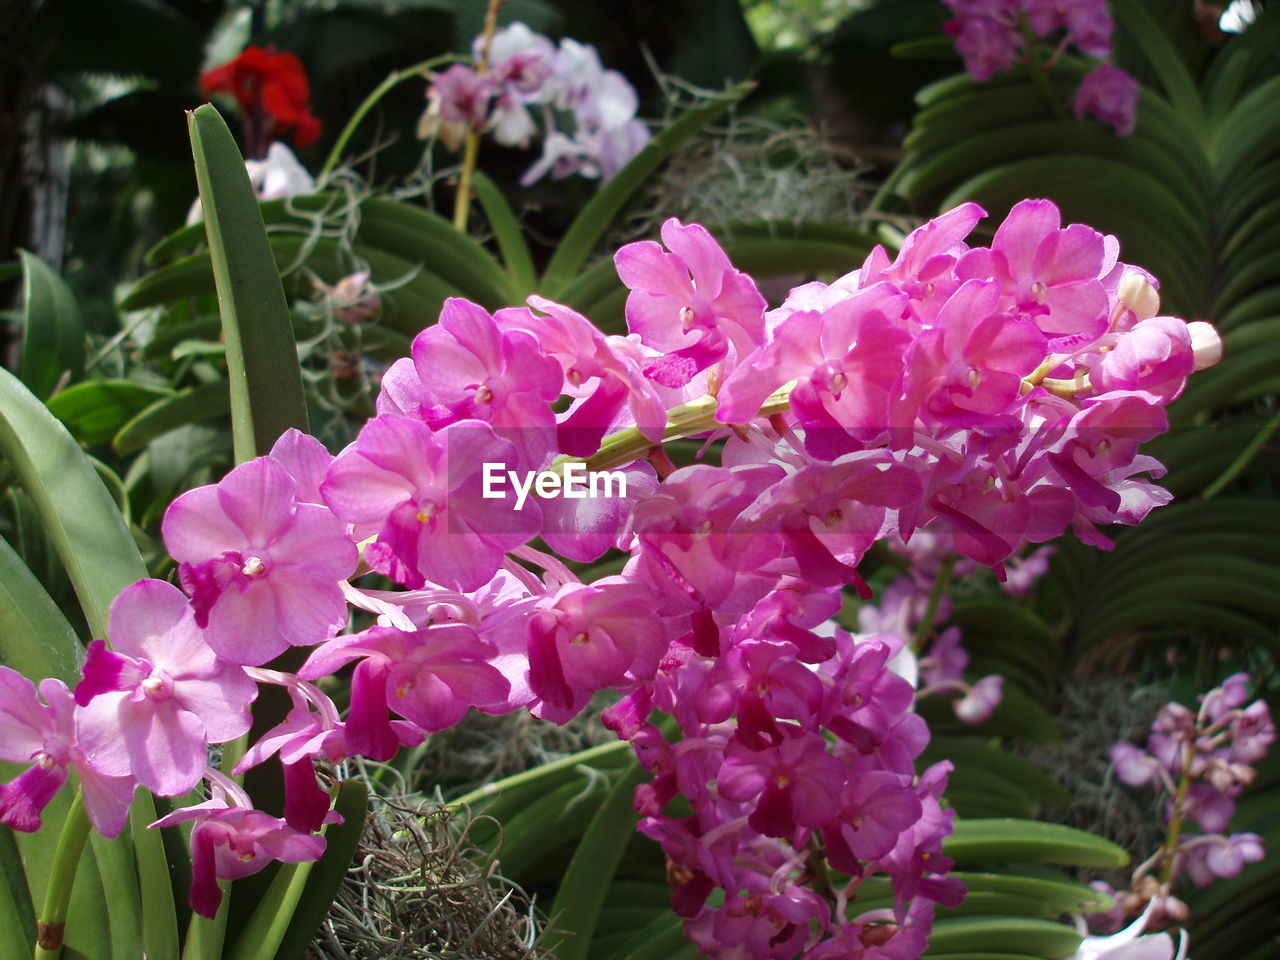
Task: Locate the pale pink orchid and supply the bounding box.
[74,579,257,796]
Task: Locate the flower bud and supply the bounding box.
[1187,320,1222,370]
[1118,271,1161,320]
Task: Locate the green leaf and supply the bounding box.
[112,382,231,456]
[448,740,632,847]
[187,104,308,462]
[18,250,86,401]
[926,916,1082,956]
[0,367,179,958]
[0,827,36,951]
[0,535,82,682]
[944,819,1129,868]
[541,758,649,960]
[951,871,1110,914]
[144,193,345,265]
[356,197,516,308]
[45,381,174,448]
[472,171,537,296]
[924,738,1072,810]
[126,798,179,960]
[222,780,368,960]
[1110,0,1206,132]
[488,776,614,878]
[540,81,755,296]
[90,828,146,960]
[0,366,146,636]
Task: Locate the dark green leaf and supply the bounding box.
[112,382,231,457]
[18,250,85,401]
[472,171,537,296]
[187,104,308,462]
[46,381,174,448]
[945,819,1129,868]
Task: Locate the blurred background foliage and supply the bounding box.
[2,1,1277,957]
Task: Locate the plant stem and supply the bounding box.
[912,555,956,653]
[34,791,91,959]
[446,740,632,812]
[452,131,482,230]
[1018,16,1067,119]
[318,54,462,182]
[1158,740,1196,885]
[451,0,504,231]
[562,383,795,477]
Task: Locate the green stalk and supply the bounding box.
[450,0,503,231]
[33,792,91,960]
[318,55,462,181]
[1158,743,1196,885]
[560,383,794,477]
[1018,16,1067,120]
[913,555,956,652]
[452,130,483,231]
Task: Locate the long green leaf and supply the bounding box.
[926,916,1082,956]
[0,535,82,682]
[944,819,1128,868]
[112,383,231,456]
[19,250,86,401]
[0,827,36,949]
[541,759,649,960]
[472,171,537,296]
[540,81,755,296]
[187,104,307,462]
[1110,0,1206,132]
[46,381,174,449]
[0,367,176,960]
[0,366,145,635]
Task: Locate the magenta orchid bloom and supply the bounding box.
[163,456,357,665]
[74,579,257,796]
[322,415,540,590]
[299,621,510,760]
[0,669,134,836]
[523,577,669,723]
[153,796,327,918]
[615,218,766,387]
[397,297,564,472]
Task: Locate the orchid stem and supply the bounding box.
[1158,742,1196,885]
[912,556,955,653]
[34,791,91,959]
[452,131,482,230]
[318,54,462,182]
[451,0,503,230]
[1019,16,1067,119]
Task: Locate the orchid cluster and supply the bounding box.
[420,22,650,185]
[0,199,1219,956]
[1092,673,1273,935]
[941,0,1140,135]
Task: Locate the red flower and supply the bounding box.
[201,46,321,150]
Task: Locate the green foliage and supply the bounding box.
[18,251,86,401]
[187,104,309,462]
